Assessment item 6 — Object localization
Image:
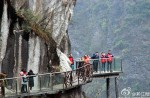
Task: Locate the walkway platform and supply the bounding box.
[0,58,123,98]
[93,71,123,78]
[0,64,93,98]
[5,80,92,98]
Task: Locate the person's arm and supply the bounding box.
[32,73,36,77]
[91,54,95,59]
[106,54,109,58]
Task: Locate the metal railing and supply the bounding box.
[0,64,93,97]
[75,57,123,73]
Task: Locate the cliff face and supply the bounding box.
[0,0,76,78]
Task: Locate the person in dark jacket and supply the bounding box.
[91,52,99,72]
[27,70,36,90]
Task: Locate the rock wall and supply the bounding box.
[0,0,76,78]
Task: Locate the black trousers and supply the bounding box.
[107,62,112,72]
[21,84,27,93]
[102,62,106,71]
[93,60,99,72]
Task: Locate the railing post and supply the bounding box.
[70,71,73,86]
[91,64,93,81]
[48,74,50,88]
[50,74,53,90]
[39,76,42,91]
[2,80,5,97]
[114,58,116,71]
[27,78,30,93]
[99,60,101,73]
[76,61,78,69]
[83,65,86,82]
[16,79,18,95]
[121,59,123,72]
[63,73,65,89]
[98,60,100,73]
[78,69,79,85]
[106,78,110,98]
[115,77,119,98]
[75,61,76,70]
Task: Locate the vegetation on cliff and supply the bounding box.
[16,9,55,45]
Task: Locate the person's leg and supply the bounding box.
[93,61,96,72]
[22,84,26,93]
[71,64,74,70]
[1,86,5,95]
[107,62,110,72]
[110,62,112,72]
[25,84,27,93]
[30,87,32,90]
[95,61,98,72]
[21,84,24,93]
[104,62,106,72]
[102,63,104,72]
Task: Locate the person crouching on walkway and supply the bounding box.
[101,52,106,72]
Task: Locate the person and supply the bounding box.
[83,55,90,64]
[27,70,36,90]
[23,70,27,75]
[77,57,83,68]
[106,50,114,72]
[0,73,6,96]
[19,69,24,76]
[68,54,74,70]
[20,71,28,93]
[100,52,106,72]
[91,52,99,72]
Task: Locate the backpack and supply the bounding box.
[23,76,27,82]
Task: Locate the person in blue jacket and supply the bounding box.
[91,52,99,72]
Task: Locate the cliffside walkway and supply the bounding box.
[0,58,122,98]
[75,57,123,77]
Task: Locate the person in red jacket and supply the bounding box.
[100,52,106,72]
[83,55,90,64]
[68,54,74,70]
[106,50,114,72]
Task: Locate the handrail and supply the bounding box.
[0,64,91,81]
[0,63,93,97]
[75,57,123,73]
[0,58,122,97]
[74,57,121,61]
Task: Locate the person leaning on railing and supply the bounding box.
[68,54,74,70]
[20,71,28,93]
[83,55,90,64]
[27,70,36,90]
[100,52,106,72]
[106,50,114,72]
[78,57,84,68]
[91,52,99,72]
